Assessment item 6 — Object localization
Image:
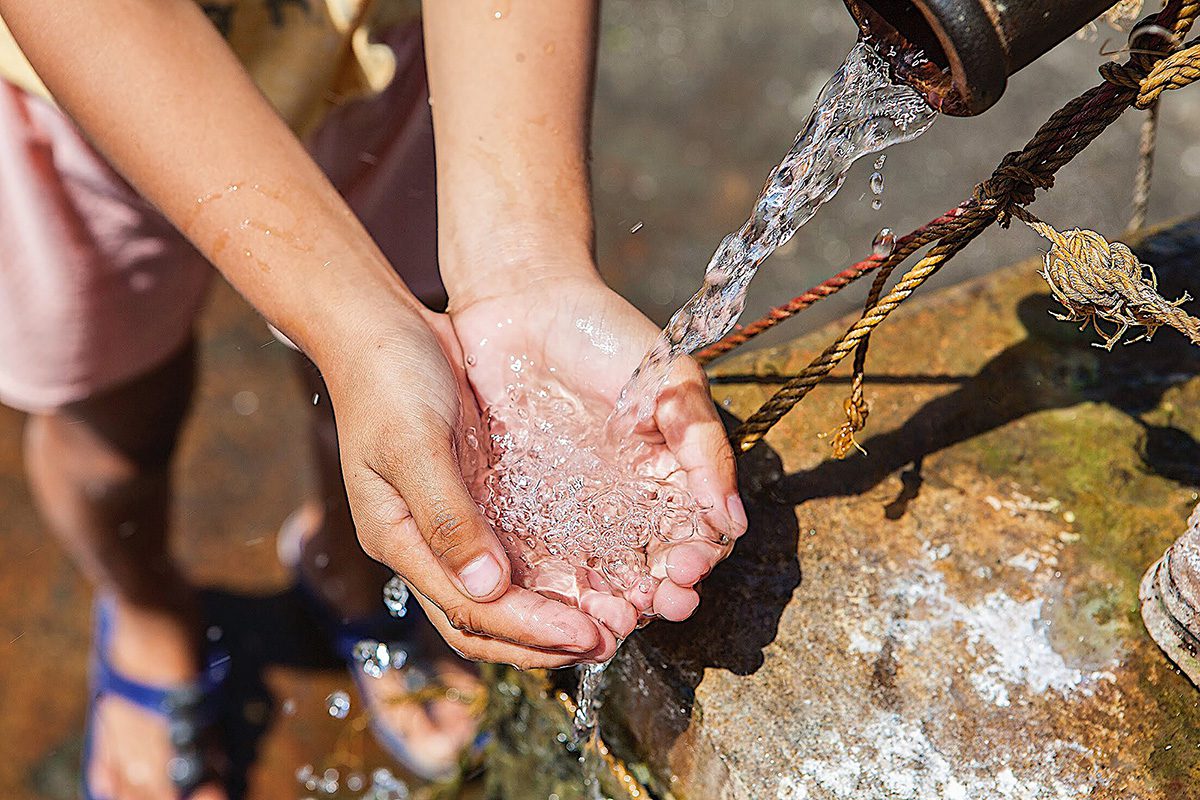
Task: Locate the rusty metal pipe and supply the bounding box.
[842,0,1117,115]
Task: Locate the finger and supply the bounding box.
[354,476,607,655]
[373,429,511,602]
[655,361,747,538]
[580,589,639,639]
[439,585,606,654]
[652,581,701,622]
[413,592,616,668]
[651,539,727,587]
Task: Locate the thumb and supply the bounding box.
[387,430,512,602]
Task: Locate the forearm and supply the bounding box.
[0,0,427,368]
[422,0,600,305]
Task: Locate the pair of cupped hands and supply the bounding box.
[321,267,747,669]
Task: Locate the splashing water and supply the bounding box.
[873,227,897,258]
[326,690,351,719]
[470,383,711,607]
[382,575,409,618]
[609,40,936,436]
[573,662,611,800]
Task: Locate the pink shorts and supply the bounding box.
[0,23,440,413]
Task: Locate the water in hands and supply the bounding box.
[466,40,938,619]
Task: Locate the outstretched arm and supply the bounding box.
[423,0,747,632]
[0,0,614,666]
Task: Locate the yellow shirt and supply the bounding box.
[0,0,420,136]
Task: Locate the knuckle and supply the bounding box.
[426,506,474,560]
[443,602,484,635]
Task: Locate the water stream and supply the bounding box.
[469,38,937,798]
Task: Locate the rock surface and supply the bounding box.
[485,218,1200,800]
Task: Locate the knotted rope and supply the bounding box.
[717,0,1200,454]
[1014,206,1200,348]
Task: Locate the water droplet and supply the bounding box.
[353,639,393,679]
[872,197,883,210]
[630,221,644,234]
[873,154,887,170]
[873,228,897,258]
[325,690,350,719]
[383,575,410,617]
[232,390,259,416]
[466,354,477,366]
[870,171,885,195]
[311,393,320,405]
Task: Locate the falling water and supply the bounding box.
[607,40,936,438]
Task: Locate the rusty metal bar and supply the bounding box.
[843,0,1118,115]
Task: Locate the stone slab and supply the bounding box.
[486,218,1200,800]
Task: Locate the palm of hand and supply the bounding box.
[450,275,742,638]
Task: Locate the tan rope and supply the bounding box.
[1013,206,1200,348]
[1128,100,1159,233]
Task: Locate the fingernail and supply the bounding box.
[726,494,748,533]
[459,554,503,598]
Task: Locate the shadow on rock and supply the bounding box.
[602,408,801,793]
[772,287,1200,513]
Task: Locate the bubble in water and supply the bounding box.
[872,228,897,258]
[383,575,409,617]
[367,767,410,800]
[468,382,714,604]
[353,639,394,679]
[325,690,350,719]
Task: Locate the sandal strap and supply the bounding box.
[90,597,231,796]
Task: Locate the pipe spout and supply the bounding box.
[842,0,1117,116]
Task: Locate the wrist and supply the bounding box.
[440,229,601,310]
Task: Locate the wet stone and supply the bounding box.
[482,218,1200,799]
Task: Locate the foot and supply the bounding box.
[87,598,227,800]
[280,503,485,777]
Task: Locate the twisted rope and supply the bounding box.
[725,0,1200,453]
[1013,206,1200,347]
[1128,100,1159,233]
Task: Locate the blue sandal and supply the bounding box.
[296,579,487,782]
[82,597,232,800]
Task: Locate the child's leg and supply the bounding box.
[23,342,216,798]
[0,80,219,798]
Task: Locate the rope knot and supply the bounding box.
[1028,220,1200,350]
[1100,59,1150,90]
[827,394,869,459]
[974,157,1054,226]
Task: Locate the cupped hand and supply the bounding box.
[318,305,618,668]
[449,269,748,638]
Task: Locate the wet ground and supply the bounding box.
[2,1,1199,797]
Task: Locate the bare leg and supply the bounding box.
[288,353,481,776]
[23,340,225,800]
